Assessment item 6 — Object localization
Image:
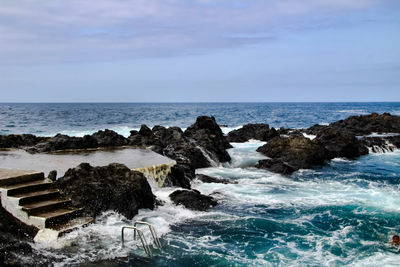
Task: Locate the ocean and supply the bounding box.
[1,102,400,266]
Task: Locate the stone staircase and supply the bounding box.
[0,169,93,243]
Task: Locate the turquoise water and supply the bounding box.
[1,102,400,266]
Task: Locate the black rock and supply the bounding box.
[196,174,238,184]
[227,123,278,142]
[54,163,155,219]
[315,128,368,158]
[0,134,48,149]
[47,170,57,181]
[184,116,232,163]
[0,206,48,266]
[129,125,159,147]
[163,164,194,189]
[169,190,217,211]
[256,159,296,175]
[256,136,327,172]
[153,126,211,169]
[27,129,128,153]
[327,112,400,136]
[92,129,128,147]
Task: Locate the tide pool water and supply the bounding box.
[1,102,400,266]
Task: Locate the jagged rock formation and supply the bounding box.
[169,189,217,211]
[257,113,400,174]
[26,129,128,153]
[227,123,278,143]
[54,163,155,219]
[256,136,327,174]
[0,134,48,149]
[196,174,238,184]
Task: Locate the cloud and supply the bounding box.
[0,0,387,64]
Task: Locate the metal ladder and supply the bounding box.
[121,221,162,257]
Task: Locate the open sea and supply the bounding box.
[1,102,400,266]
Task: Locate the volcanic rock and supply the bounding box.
[227,123,279,142]
[256,159,296,175]
[129,125,159,147]
[0,206,42,266]
[169,189,217,211]
[163,164,194,189]
[323,112,400,136]
[0,134,48,149]
[92,129,128,147]
[27,129,128,153]
[256,136,327,172]
[315,128,368,158]
[196,174,238,184]
[54,163,155,219]
[184,116,232,163]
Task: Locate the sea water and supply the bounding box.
[1,102,400,266]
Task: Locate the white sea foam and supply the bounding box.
[302,133,316,140]
[338,110,368,114]
[221,125,242,135]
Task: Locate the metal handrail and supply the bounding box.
[134,221,162,249]
[121,226,151,256]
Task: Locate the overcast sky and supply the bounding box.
[0,0,399,102]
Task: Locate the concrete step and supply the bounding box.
[21,197,72,216]
[15,189,61,205]
[5,180,52,197]
[50,216,93,235]
[34,207,83,228]
[0,170,44,187]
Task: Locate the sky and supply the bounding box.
[0,0,399,102]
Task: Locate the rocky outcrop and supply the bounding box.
[227,124,278,142]
[308,112,400,136]
[129,125,159,147]
[54,163,155,219]
[0,134,48,149]
[256,136,327,173]
[27,129,128,153]
[92,129,128,147]
[0,206,45,266]
[163,164,194,189]
[169,189,217,211]
[315,128,368,158]
[196,174,238,184]
[255,159,296,175]
[184,116,232,163]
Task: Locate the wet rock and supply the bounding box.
[27,129,128,153]
[306,124,329,135]
[169,189,217,211]
[360,135,400,153]
[184,116,232,163]
[129,125,159,147]
[315,128,368,158]
[0,134,48,149]
[92,129,128,147]
[227,124,270,142]
[256,136,327,172]
[153,126,210,169]
[163,164,194,189]
[326,112,400,136]
[47,170,57,181]
[196,174,238,184]
[227,123,279,142]
[0,206,47,266]
[256,159,296,175]
[54,163,155,219]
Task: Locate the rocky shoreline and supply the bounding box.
[1,112,400,265]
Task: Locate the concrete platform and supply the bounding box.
[0,148,175,178]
